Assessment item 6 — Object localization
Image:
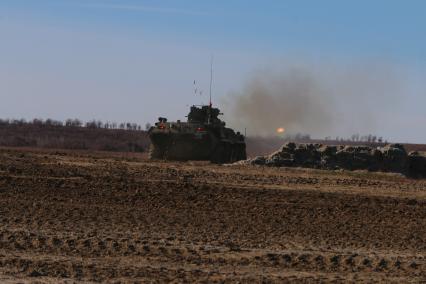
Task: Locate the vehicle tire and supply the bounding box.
[223,142,233,163]
[238,144,247,161]
[210,142,226,164]
[229,143,238,163]
[149,144,165,160]
[233,144,240,162]
[240,144,247,160]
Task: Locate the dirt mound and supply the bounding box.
[241,142,426,177]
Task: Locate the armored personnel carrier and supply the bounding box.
[148,105,246,163]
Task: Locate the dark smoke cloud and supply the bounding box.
[221,62,403,138]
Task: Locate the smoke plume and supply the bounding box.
[222,62,403,138]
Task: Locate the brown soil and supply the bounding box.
[0,147,425,283]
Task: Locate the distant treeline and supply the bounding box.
[0,118,149,131]
[324,134,387,144]
[0,118,150,152]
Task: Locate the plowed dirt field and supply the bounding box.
[0,148,425,283]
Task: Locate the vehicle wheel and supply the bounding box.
[237,144,247,161]
[229,143,238,163]
[223,142,233,163]
[240,144,247,160]
[149,144,165,160]
[210,142,226,164]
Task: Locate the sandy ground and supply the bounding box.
[0,148,425,283]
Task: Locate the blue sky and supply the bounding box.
[1,0,425,142]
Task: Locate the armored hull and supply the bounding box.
[148,105,246,163]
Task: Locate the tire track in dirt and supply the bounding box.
[0,148,426,282]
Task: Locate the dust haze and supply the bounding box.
[222,62,404,138]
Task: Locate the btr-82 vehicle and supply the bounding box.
[148,105,246,163]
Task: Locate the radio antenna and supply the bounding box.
[209,55,213,107]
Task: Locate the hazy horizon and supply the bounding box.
[1,0,426,143]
